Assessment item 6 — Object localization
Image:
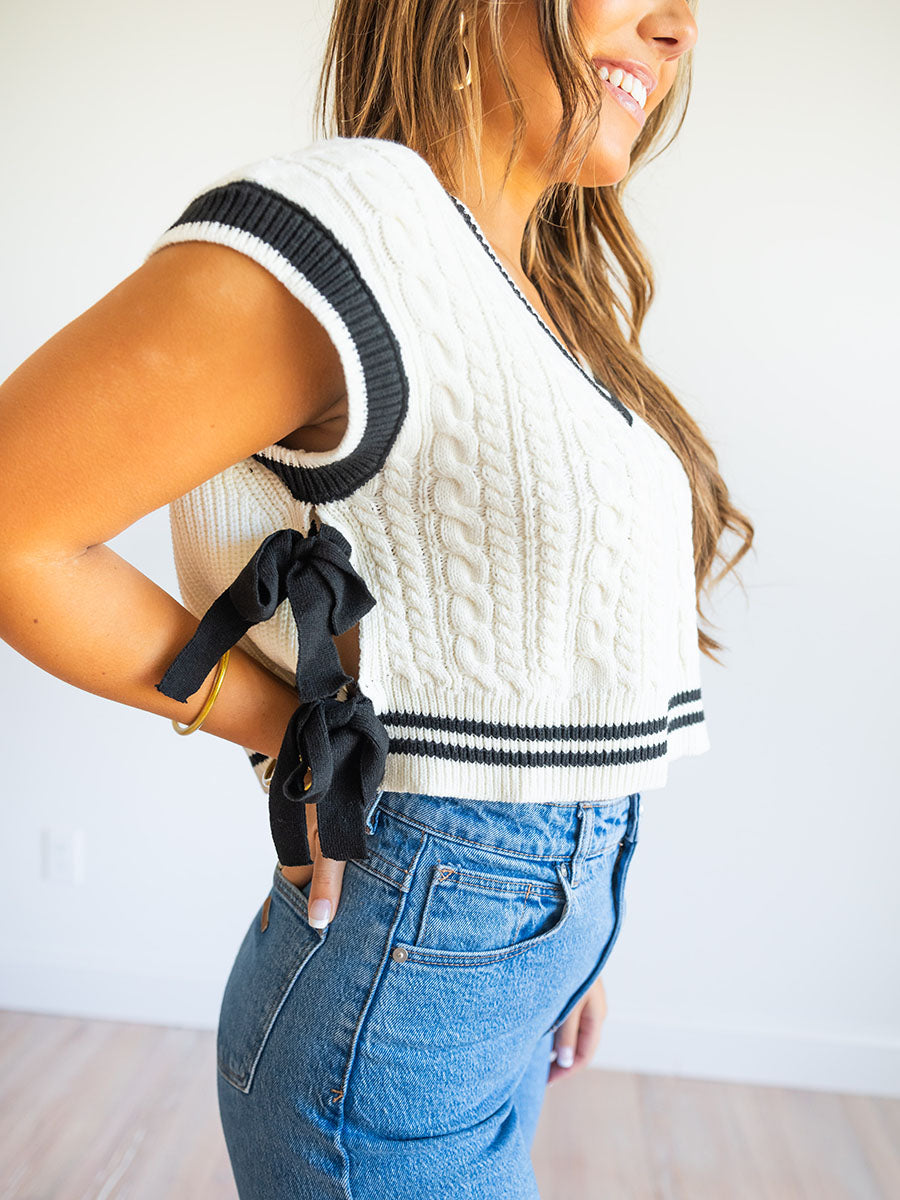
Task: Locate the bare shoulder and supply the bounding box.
[143,239,347,425]
[0,238,346,558]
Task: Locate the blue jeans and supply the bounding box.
[216,787,641,1199]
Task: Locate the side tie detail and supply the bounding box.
[267,688,390,864]
[155,524,377,703]
[155,520,389,865]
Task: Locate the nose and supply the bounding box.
[642,0,699,62]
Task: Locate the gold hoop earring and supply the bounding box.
[452,10,472,90]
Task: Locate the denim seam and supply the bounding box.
[379,803,627,863]
[365,846,413,875]
[348,858,402,889]
[399,920,565,967]
[217,928,327,1093]
[545,828,639,1035]
[386,793,638,811]
[272,873,312,921]
[333,831,430,1191]
[379,804,579,861]
[586,839,622,864]
[349,845,414,887]
[435,866,563,898]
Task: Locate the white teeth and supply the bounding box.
[596,63,648,110]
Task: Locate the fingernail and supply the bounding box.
[556,1045,575,1068]
[308,899,332,928]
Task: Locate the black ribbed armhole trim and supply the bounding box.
[163,178,409,503]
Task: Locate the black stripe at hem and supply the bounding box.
[375,688,705,745]
[382,738,668,769]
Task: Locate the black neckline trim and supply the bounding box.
[442,192,634,427]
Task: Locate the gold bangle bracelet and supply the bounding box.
[261,757,277,792]
[171,648,231,735]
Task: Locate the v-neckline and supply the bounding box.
[442,191,633,426]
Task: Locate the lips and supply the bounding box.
[590,57,658,97]
[598,76,647,128]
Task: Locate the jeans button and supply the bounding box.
[391,946,409,963]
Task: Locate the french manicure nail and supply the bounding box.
[308,899,332,928]
[557,1045,575,1068]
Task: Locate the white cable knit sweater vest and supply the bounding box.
[145,134,711,808]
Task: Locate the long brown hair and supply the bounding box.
[313,0,753,664]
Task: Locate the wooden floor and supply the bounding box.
[1,1009,897,1199]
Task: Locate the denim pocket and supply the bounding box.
[416,862,567,954]
[216,866,327,1094]
[397,841,574,967]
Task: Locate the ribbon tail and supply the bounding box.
[267,692,390,866]
[285,566,355,701]
[267,703,316,866]
[156,528,297,704]
[314,696,390,863]
[155,590,251,703]
[266,700,339,866]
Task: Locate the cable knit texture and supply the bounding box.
[146,134,711,830]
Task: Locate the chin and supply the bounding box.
[575,147,633,189]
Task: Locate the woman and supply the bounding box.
[0,1,753,1197]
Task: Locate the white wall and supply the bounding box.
[1,0,897,1097]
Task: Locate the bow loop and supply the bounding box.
[267,687,390,865]
[288,523,377,636]
[228,528,302,622]
[155,522,377,705]
[280,523,379,699]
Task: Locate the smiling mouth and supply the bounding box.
[592,64,649,109]
[591,63,652,128]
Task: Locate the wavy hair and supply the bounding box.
[313,0,753,663]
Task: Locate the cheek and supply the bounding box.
[571,0,637,41]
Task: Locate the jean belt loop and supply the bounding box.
[364,787,384,835]
[623,792,641,844]
[568,802,594,888]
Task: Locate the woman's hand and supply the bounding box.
[279,801,346,929]
[548,974,608,1085]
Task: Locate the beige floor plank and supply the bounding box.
[841,1093,900,1200]
[780,1086,883,1199]
[10,1023,153,1198]
[534,1069,656,1198]
[1,1009,897,1199]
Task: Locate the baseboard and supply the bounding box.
[591,1014,900,1097]
[2,962,897,1097]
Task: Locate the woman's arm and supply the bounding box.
[0,239,347,759]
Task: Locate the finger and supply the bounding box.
[547,982,608,1085]
[588,973,608,1022]
[308,854,346,928]
[548,1008,580,1083]
[305,803,346,929]
[570,977,608,1066]
[280,862,314,890]
[573,994,605,1067]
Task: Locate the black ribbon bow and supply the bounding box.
[155,520,389,866]
[267,688,390,864]
[155,523,377,703]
